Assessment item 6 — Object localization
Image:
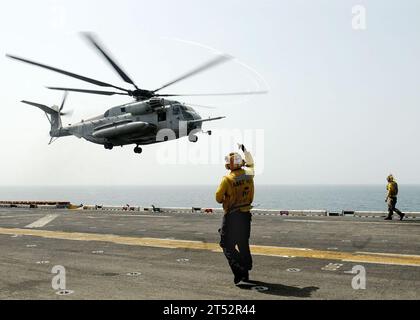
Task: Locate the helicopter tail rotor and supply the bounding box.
[57,91,73,116]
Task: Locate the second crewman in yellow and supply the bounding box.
[216,144,255,285]
[385,174,405,221]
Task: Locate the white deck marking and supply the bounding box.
[25,214,59,228]
[322,263,343,271]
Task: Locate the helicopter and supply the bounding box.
[6,33,266,154]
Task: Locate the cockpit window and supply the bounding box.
[173,104,196,120]
[104,110,110,117]
[173,105,180,115]
[182,110,194,120]
[180,105,194,111]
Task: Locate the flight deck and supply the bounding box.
[0,207,419,299]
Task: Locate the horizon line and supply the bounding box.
[1,184,420,187]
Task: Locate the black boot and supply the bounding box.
[242,271,250,282]
[234,273,242,285]
[234,270,249,285]
[399,213,405,221]
[384,216,392,220]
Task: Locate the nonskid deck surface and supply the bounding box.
[0,208,419,299]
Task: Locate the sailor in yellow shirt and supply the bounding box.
[216,144,254,285]
[384,174,405,221]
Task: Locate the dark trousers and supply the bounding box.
[387,197,403,217]
[219,211,252,277]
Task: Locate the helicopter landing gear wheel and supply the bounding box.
[207,130,212,136]
[104,143,113,150]
[134,146,142,154]
[188,134,198,143]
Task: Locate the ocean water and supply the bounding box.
[0,185,419,212]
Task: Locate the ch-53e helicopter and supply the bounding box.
[6,34,266,154]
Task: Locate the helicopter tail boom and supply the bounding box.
[21,100,59,115]
[20,93,72,143]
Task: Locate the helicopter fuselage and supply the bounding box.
[56,98,203,148]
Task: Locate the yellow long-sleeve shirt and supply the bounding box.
[387,181,398,198]
[215,150,255,213]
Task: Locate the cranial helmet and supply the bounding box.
[387,174,394,182]
[225,152,244,170]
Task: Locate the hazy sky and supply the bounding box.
[0,0,419,186]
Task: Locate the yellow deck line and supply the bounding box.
[1,227,420,267]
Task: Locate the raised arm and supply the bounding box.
[239,144,254,176]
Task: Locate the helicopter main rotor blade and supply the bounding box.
[156,90,268,97]
[47,87,130,96]
[82,32,139,90]
[153,54,232,93]
[6,54,130,93]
